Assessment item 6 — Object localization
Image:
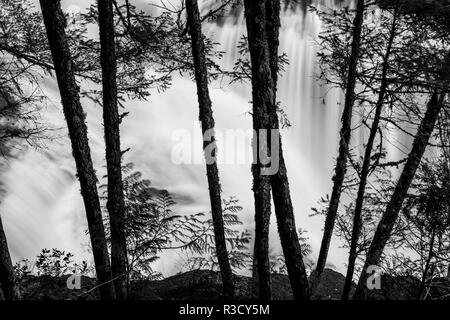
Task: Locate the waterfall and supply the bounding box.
[1,0,352,276]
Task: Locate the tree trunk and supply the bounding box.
[39,0,116,300]
[0,215,20,300]
[418,228,436,300]
[250,0,282,301]
[341,10,397,300]
[97,0,128,300]
[266,0,280,89]
[185,0,234,298]
[442,126,450,281]
[314,0,366,286]
[251,173,272,300]
[353,84,449,299]
[244,0,310,300]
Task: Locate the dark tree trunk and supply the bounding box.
[447,173,450,281]
[250,0,283,301]
[418,229,436,300]
[39,0,115,300]
[251,172,272,300]
[353,84,448,299]
[443,129,450,281]
[246,0,278,301]
[270,148,311,300]
[0,215,20,300]
[314,0,366,286]
[443,126,450,280]
[97,0,128,300]
[341,10,397,300]
[266,0,281,89]
[267,0,310,300]
[244,0,310,300]
[185,0,234,298]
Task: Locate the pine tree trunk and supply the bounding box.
[353,77,449,299]
[39,0,116,300]
[314,0,366,286]
[244,0,310,300]
[185,0,234,298]
[341,10,397,300]
[97,0,128,300]
[0,215,20,300]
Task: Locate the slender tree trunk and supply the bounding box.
[251,174,272,300]
[341,10,397,300]
[39,0,115,300]
[353,83,449,299]
[250,0,282,301]
[244,0,310,300]
[97,0,128,300]
[447,195,450,281]
[268,0,310,300]
[314,0,366,287]
[444,136,450,281]
[0,215,20,300]
[443,133,450,281]
[418,229,436,300]
[438,113,450,280]
[266,0,280,90]
[185,0,234,298]
[270,143,311,300]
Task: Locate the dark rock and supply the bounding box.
[19,275,98,300]
[366,275,421,300]
[310,268,354,300]
[9,269,450,300]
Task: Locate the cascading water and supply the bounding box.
[1,0,353,276]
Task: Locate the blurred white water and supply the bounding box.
[1,0,354,276]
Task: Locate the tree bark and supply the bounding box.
[314,0,366,286]
[0,215,20,300]
[251,172,272,300]
[353,77,449,299]
[39,0,116,300]
[97,0,128,300]
[418,228,436,300]
[250,0,282,301]
[441,123,450,280]
[244,0,310,300]
[185,0,234,298]
[266,0,281,89]
[341,10,397,300]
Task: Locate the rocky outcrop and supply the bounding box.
[8,269,450,300]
